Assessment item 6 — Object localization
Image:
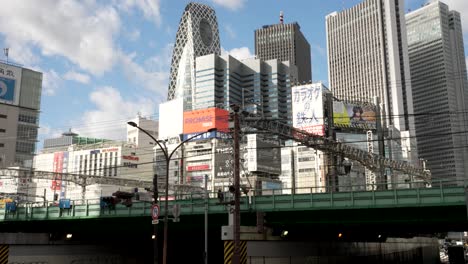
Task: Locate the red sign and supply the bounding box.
[151,204,160,220]
[187,164,210,171]
[51,152,64,191]
[122,155,139,161]
[183,107,229,134]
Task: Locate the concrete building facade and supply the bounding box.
[194,54,296,124]
[29,116,158,201]
[255,21,311,83]
[0,61,42,168]
[406,1,468,184]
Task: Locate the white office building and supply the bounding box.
[406,1,468,184]
[326,0,419,183]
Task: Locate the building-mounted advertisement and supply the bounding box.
[159,98,184,140]
[0,62,22,106]
[183,107,229,134]
[247,134,281,175]
[292,83,325,136]
[333,102,377,130]
[51,151,68,199]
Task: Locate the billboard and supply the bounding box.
[51,151,68,196]
[292,83,325,136]
[0,62,22,105]
[214,146,233,178]
[182,131,230,141]
[247,134,281,175]
[183,108,229,134]
[159,98,184,139]
[333,102,377,130]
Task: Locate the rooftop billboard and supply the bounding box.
[333,102,377,130]
[183,107,229,134]
[292,83,325,136]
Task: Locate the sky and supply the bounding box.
[0,0,467,151]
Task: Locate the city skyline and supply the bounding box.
[0,0,466,150]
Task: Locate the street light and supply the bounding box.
[127,121,215,264]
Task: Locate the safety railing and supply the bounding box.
[0,179,465,222]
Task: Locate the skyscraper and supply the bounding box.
[0,61,42,167]
[194,54,296,124]
[255,13,311,83]
[406,1,468,183]
[326,0,418,169]
[167,2,221,110]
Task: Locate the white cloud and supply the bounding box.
[222,47,254,60]
[0,1,120,75]
[0,1,165,80]
[63,70,91,84]
[118,44,172,99]
[42,70,62,96]
[211,0,246,10]
[116,0,161,26]
[76,86,156,140]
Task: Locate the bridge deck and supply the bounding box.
[0,186,465,222]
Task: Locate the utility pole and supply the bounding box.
[231,104,241,264]
[204,174,208,264]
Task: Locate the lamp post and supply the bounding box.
[127,121,215,264]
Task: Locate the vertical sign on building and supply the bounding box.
[292,83,324,136]
[51,152,66,193]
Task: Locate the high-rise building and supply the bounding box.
[326,0,418,165]
[194,54,296,124]
[255,14,311,83]
[406,1,468,183]
[167,2,221,111]
[0,61,42,168]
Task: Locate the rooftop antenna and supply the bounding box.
[279,11,284,24]
[3,48,9,63]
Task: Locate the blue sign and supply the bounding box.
[59,199,71,209]
[182,131,231,141]
[0,77,15,102]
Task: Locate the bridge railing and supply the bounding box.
[0,178,466,221]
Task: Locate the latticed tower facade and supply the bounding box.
[167,2,221,110]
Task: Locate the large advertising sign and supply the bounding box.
[292,83,325,136]
[247,134,281,175]
[51,152,68,196]
[183,108,229,134]
[159,98,184,140]
[333,102,377,130]
[0,62,21,105]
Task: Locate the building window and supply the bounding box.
[0,114,6,119]
[0,143,4,147]
[0,129,5,133]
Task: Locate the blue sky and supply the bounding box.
[0,0,466,150]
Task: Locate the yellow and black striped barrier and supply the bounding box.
[0,245,8,264]
[224,240,247,264]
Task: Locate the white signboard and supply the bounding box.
[159,98,184,140]
[292,83,324,136]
